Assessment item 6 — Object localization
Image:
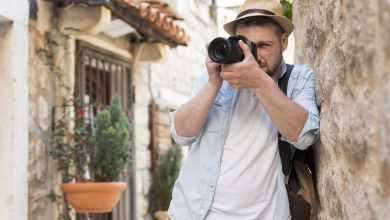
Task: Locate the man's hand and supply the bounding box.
[220,40,271,89]
[205,43,223,89]
[173,44,224,138]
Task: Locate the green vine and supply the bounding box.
[36,32,72,96]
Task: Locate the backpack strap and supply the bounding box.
[278,64,294,175]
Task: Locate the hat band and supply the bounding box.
[236,9,276,19]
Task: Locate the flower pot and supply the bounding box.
[154,210,169,220]
[60,182,126,213]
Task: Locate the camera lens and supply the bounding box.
[214,44,228,61]
[208,37,244,64]
[208,37,234,64]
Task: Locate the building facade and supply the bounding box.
[1,0,217,219]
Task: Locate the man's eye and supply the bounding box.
[257,44,269,48]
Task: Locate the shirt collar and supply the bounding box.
[276,58,287,81]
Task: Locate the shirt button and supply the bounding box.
[200,208,205,213]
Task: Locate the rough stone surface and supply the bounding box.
[28,21,57,220]
[294,0,390,219]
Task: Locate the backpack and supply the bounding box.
[278,64,317,220]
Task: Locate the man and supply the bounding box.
[168,0,320,219]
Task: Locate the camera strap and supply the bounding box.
[277,64,294,176]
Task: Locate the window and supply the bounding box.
[76,41,133,116]
[75,40,134,220]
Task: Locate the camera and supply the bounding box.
[208,35,257,64]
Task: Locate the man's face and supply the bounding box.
[235,24,288,77]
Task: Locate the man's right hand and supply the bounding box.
[173,44,224,138]
[205,43,223,89]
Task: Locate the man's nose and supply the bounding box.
[257,55,264,65]
[256,51,263,63]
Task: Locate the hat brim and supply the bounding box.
[223,13,294,36]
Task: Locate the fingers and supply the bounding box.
[220,69,235,80]
[205,43,213,63]
[238,40,254,59]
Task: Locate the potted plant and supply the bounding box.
[50,95,132,214]
[154,144,182,220]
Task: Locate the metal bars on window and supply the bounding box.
[75,41,134,220]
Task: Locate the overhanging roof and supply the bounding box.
[107,0,189,47]
[46,0,190,47]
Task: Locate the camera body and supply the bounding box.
[208,35,257,64]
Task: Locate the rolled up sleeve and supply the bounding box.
[285,111,320,150]
[283,65,320,150]
[169,111,198,146]
[169,71,208,146]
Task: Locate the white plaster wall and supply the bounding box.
[0,1,29,220]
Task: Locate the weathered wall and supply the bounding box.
[25,1,217,219]
[27,1,133,219]
[0,1,29,220]
[27,1,68,219]
[294,0,390,219]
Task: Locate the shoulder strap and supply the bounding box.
[278,64,294,175]
[279,64,294,94]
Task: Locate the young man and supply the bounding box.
[168,0,320,219]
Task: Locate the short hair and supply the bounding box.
[234,16,285,38]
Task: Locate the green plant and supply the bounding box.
[50,95,132,183]
[50,100,90,183]
[280,0,293,21]
[89,95,132,182]
[156,144,182,210]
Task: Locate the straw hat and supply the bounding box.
[223,0,294,36]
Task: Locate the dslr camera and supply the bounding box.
[208,35,257,64]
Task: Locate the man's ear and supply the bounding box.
[281,32,288,52]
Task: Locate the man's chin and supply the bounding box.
[262,68,273,76]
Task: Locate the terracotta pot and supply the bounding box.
[60,182,126,213]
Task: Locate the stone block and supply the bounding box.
[37,95,49,131]
[133,104,150,127]
[134,84,152,105]
[136,149,151,169]
[136,171,143,194]
[137,196,149,217]
[154,111,170,125]
[141,169,152,195]
[155,124,171,139]
[135,127,151,148]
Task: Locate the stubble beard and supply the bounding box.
[259,55,283,80]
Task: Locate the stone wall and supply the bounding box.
[28,25,56,220]
[27,1,68,219]
[294,0,390,219]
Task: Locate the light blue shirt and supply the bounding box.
[168,62,320,220]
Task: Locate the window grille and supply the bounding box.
[75,41,134,220]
